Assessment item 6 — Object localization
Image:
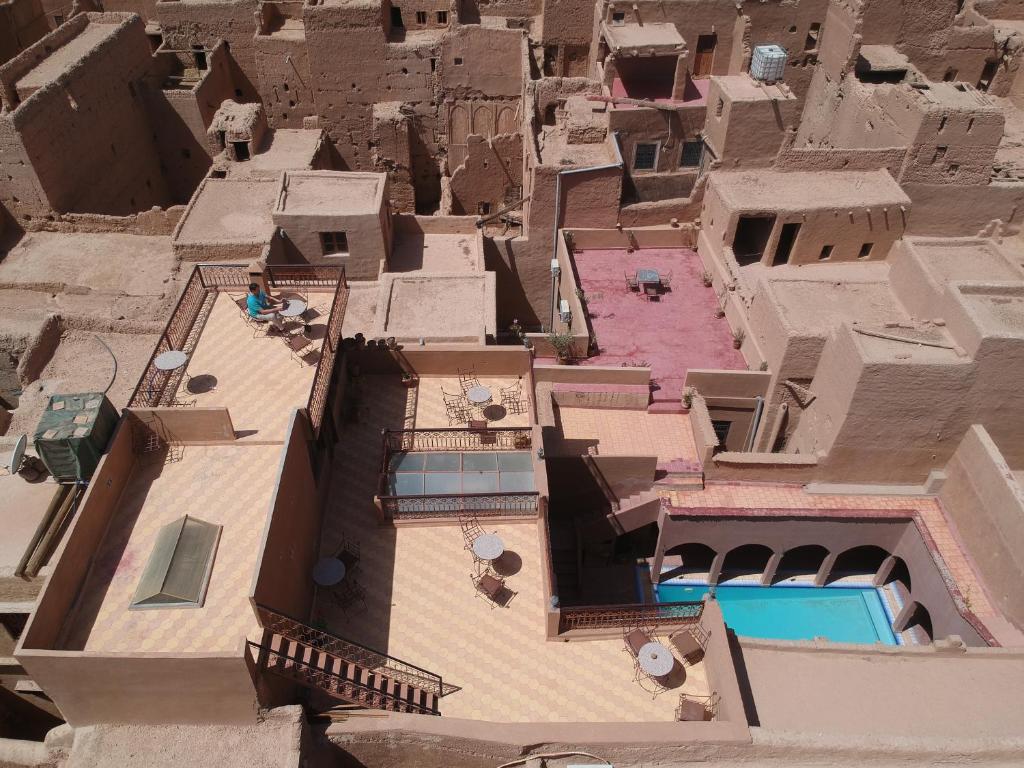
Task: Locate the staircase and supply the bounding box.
[655,458,705,491]
[251,605,451,716]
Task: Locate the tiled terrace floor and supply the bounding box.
[318,376,709,722]
[546,406,699,464]
[61,444,277,652]
[573,248,745,402]
[182,291,327,442]
[413,375,531,429]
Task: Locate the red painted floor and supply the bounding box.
[574,247,746,402]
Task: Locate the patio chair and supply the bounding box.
[458,368,480,395]
[471,570,517,608]
[675,692,719,722]
[329,577,367,615]
[660,271,673,290]
[667,624,709,665]
[643,284,661,301]
[334,532,361,579]
[625,271,639,291]
[500,382,527,415]
[460,515,486,550]
[442,388,471,425]
[284,332,316,366]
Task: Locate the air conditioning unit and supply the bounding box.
[750,45,787,82]
[559,299,572,326]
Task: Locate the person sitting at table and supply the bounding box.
[246,283,285,331]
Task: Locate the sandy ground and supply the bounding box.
[3,330,159,447]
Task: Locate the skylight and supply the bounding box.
[129,515,222,610]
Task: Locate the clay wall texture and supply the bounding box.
[940,425,1024,631]
[0,14,171,218]
[0,0,49,66]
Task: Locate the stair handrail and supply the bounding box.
[247,640,437,715]
[254,603,455,697]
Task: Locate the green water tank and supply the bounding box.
[32,393,118,483]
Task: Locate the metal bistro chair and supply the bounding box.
[442,387,472,425]
[471,569,517,609]
[459,514,486,552]
[329,577,367,616]
[625,271,639,291]
[499,381,527,415]
[335,532,361,582]
[457,368,480,395]
[660,270,673,291]
[667,623,709,666]
[284,330,317,366]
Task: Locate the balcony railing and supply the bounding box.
[383,427,532,453]
[379,491,540,520]
[127,264,348,434]
[558,600,704,633]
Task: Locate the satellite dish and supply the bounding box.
[5,434,27,474]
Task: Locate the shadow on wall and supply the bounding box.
[727,631,760,727]
[484,236,542,329]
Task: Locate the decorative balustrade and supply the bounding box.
[254,604,454,697]
[307,266,348,439]
[382,427,532,453]
[558,600,704,633]
[379,491,540,520]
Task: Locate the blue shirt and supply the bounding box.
[246,291,268,317]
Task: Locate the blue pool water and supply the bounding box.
[655,582,898,645]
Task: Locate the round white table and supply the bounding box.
[467,385,492,406]
[279,299,307,318]
[472,533,505,561]
[313,557,347,586]
[638,641,675,678]
[154,350,188,371]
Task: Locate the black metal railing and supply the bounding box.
[248,640,438,715]
[379,492,540,520]
[254,604,455,698]
[306,267,348,439]
[383,427,532,453]
[558,600,704,632]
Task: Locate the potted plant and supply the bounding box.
[548,331,577,364]
[513,431,531,449]
[682,387,695,410]
[401,371,417,387]
[701,270,713,288]
[732,328,746,349]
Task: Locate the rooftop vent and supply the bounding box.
[130,515,222,610]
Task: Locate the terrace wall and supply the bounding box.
[939,425,1024,631]
[352,345,532,376]
[126,407,236,444]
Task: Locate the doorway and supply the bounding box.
[233,141,250,161]
[732,214,776,265]
[694,34,717,78]
[773,222,801,264]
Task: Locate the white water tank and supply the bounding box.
[751,45,787,82]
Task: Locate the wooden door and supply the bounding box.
[693,34,717,78]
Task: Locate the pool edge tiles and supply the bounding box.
[653,577,899,646]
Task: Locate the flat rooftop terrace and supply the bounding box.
[574,247,745,402]
[276,171,384,216]
[316,375,709,722]
[15,20,119,97]
[174,179,278,247]
[59,442,277,652]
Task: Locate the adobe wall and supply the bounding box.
[449,133,523,216]
[704,81,798,169]
[939,425,1024,630]
[274,207,388,276]
[254,26,316,130]
[15,649,258,727]
[250,410,320,621]
[17,417,136,652]
[126,407,236,444]
[903,181,1024,236]
[0,14,171,218]
[0,0,48,66]
[156,0,262,101]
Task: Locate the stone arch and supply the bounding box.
[496,106,516,135]
[472,104,494,137]
[666,542,716,574]
[773,544,829,584]
[828,545,891,584]
[887,556,912,592]
[449,104,470,145]
[895,601,933,641]
[720,543,774,582]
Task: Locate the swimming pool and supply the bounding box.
[655,582,898,645]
